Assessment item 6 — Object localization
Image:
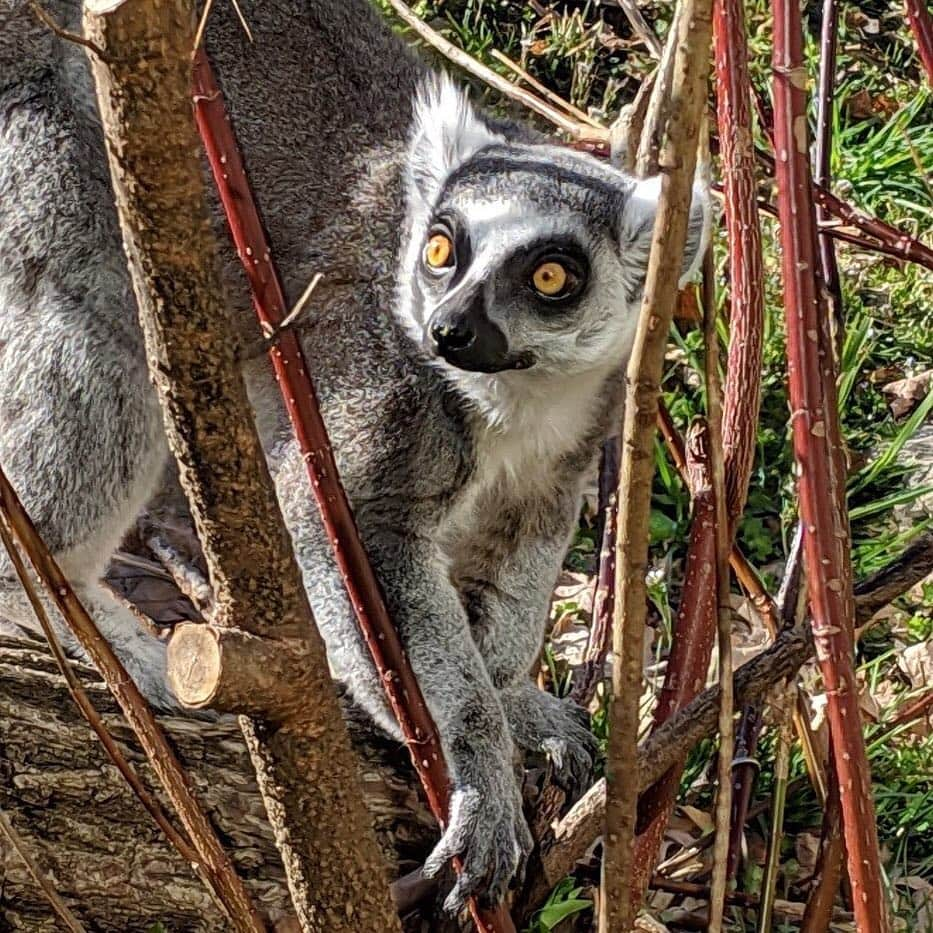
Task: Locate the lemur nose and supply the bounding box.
[430,316,475,352]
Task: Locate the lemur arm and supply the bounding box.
[458,489,598,791]
[363,530,535,909]
[273,443,532,912]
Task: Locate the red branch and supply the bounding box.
[815,0,843,345]
[771,2,891,929]
[906,0,933,85]
[191,50,514,933]
[571,438,620,706]
[632,421,718,896]
[713,0,766,526]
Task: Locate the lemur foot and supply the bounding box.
[423,771,533,914]
[500,682,597,798]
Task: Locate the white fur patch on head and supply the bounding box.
[406,73,503,203]
[618,176,712,288]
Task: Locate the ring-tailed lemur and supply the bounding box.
[0,0,708,911]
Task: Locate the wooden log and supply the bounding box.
[0,634,438,931]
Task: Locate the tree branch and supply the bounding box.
[82,2,400,929]
[600,0,714,925]
[772,0,891,924]
[190,46,515,933]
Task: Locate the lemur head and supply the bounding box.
[397,75,710,380]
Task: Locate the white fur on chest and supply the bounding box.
[448,365,610,530]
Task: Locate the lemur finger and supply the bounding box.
[423,787,480,878]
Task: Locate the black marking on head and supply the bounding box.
[439,149,626,202]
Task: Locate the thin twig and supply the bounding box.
[614,0,663,59]
[756,688,795,933]
[0,805,89,933]
[600,0,714,923]
[29,0,108,59]
[704,244,734,933]
[192,0,214,54]
[383,0,600,140]
[489,49,602,127]
[571,439,620,705]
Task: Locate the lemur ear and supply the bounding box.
[406,74,502,202]
[618,176,712,290]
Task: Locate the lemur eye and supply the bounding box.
[425,232,454,270]
[532,260,570,297]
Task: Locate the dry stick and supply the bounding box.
[905,0,933,86]
[704,252,734,933]
[631,422,718,901]
[0,804,88,933]
[600,0,713,927]
[0,469,262,933]
[489,49,602,127]
[189,48,513,933]
[82,3,400,930]
[0,515,199,865]
[772,0,891,927]
[384,0,599,140]
[613,0,664,59]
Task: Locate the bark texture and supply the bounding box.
[772,0,891,926]
[82,1,400,928]
[0,636,437,931]
[600,1,713,926]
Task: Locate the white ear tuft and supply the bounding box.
[618,176,712,288]
[406,73,502,202]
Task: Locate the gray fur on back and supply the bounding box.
[0,0,708,909]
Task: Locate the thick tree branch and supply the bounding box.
[82,2,400,929]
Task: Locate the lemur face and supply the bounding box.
[397,75,710,379]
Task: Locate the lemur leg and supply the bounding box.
[0,80,171,704]
[274,449,532,913]
[461,493,598,794]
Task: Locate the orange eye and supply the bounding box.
[532,260,568,296]
[425,232,454,269]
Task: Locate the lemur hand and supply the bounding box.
[501,681,598,799]
[423,748,533,913]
